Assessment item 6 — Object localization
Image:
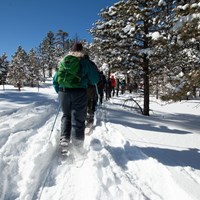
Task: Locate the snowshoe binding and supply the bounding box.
[59,138,70,156]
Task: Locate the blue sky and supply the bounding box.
[0,0,118,60]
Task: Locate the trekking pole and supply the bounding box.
[95,84,101,106]
[49,104,61,141]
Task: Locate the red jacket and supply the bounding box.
[111,77,116,87]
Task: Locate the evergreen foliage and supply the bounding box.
[90,0,200,114]
[0,53,9,89]
[26,49,42,87]
[8,46,28,91]
[55,30,69,56]
[39,31,57,78]
[90,0,171,115]
[1,1,200,114]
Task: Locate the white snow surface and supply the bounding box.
[0,79,200,200]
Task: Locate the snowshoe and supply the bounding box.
[59,138,70,156]
[60,146,70,156]
[85,115,94,135]
[86,114,94,126]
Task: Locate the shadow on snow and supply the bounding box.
[0,91,57,105]
[106,107,193,135]
[105,141,200,170]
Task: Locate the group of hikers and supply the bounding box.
[52,42,138,154]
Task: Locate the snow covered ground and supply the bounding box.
[0,79,200,200]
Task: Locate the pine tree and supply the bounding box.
[90,0,168,115]
[27,48,41,87]
[162,0,200,100]
[0,53,9,90]
[38,31,57,78]
[8,46,28,91]
[55,29,69,56]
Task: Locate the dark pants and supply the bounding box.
[111,86,115,96]
[98,87,104,104]
[87,86,96,116]
[58,88,87,141]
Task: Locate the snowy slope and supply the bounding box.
[0,79,200,200]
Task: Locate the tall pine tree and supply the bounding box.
[0,53,9,90]
[90,0,167,115]
[8,46,28,91]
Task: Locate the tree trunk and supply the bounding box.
[156,79,159,99]
[192,86,196,98]
[49,67,52,77]
[143,21,150,116]
[17,83,21,91]
[17,79,22,91]
[143,56,150,116]
[31,80,34,87]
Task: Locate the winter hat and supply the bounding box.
[72,42,83,52]
[84,54,90,60]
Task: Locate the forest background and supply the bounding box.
[0,0,200,116]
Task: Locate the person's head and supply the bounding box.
[84,54,90,60]
[72,42,83,52]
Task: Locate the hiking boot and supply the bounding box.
[86,114,94,127]
[60,137,69,147]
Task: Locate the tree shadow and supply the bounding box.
[105,107,192,135]
[0,91,56,105]
[138,146,200,170]
[105,141,147,170]
[105,141,200,170]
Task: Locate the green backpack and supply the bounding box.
[57,55,81,88]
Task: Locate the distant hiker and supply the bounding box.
[53,42,99,151]
[86,84,96,126]
[128,82,133,93]
[133,81,138,92]
[97,71,106,104]
[84,54,100,126]
[116,79,120,96]
[105,77,112,100]
[121,79,126,94]
[110,75,116,96]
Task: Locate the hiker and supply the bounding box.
[53,42,99,151]
[105,77,112,100]
[132,81,138,92]
[120,79,126,94]
[86,83,96,126]
[84,54,99,126]
[110,75,116,96]
[116,79,120,96]
[97,71,106,104]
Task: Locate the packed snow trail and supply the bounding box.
[0,100,59,199]
[0,83,200,200]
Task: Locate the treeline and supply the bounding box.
[0,0,200,115]
[0,30,85,91]
[89,0,200,115]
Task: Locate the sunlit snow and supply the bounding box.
[0,79,200,200]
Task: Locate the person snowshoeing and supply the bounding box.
[53,42,99,152]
